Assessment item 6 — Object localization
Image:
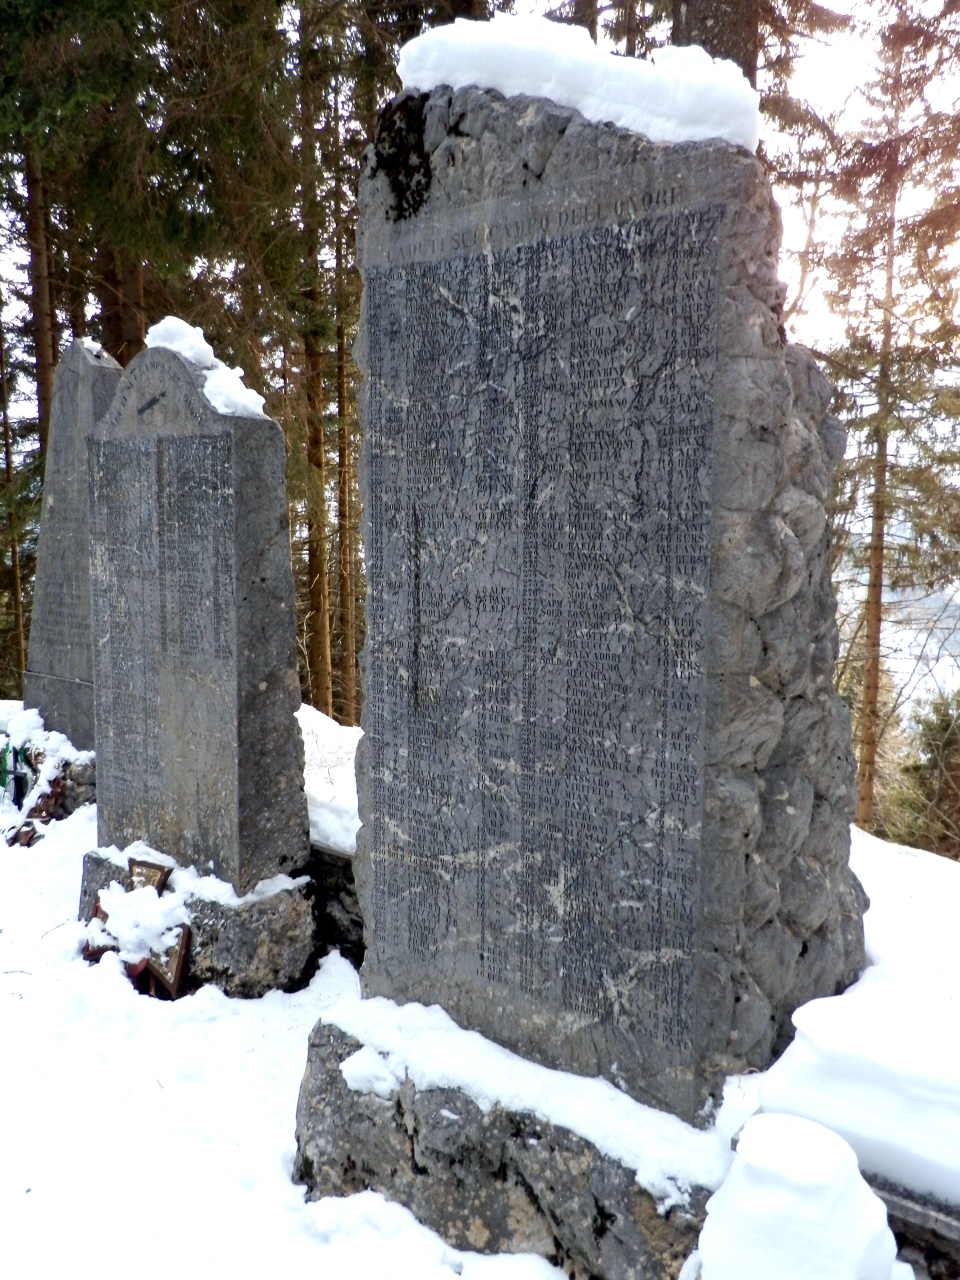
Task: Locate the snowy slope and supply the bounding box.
[0,806,558,1280]
[1,696,956,1278]
[759,828,960,1205]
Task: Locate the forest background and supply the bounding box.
[2,0,960,856]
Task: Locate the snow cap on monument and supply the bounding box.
[397,13,761,151]
[145,315,268,417]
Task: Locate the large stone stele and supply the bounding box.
[25,341,121,749]
[354,85,866,1121]
[88,347,308,894]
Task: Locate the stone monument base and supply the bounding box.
[79,852,317,998]
[295,1023,708,1280]
[301,846,365,969]
[867,1176,960,1279]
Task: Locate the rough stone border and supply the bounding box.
[295,1022,710,1280]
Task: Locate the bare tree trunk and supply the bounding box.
[45,204,62,363]
[672,0,759,86]
[333,77,358,725]
[120,259,146,365]
[856,197,899,829]
[67,258,87,340]
[300,6,334,717]
[624,0,638,56]
[856,432,887,828]
[574,0,598,41]
[24,152,56,455]
[856,53,902,831]
[95,245,125,363]
[305,339,334,718]
[94,250,144,366]
[64,202,88,340]
[0,303,26,695]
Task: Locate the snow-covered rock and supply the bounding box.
[79,847,317,998]
[308,953,731,1210]
[297,1015,710,1276]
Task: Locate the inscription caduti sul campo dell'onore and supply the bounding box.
[365,208,722,1058]
[381,188,681,267]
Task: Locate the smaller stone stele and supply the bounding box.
[87,345,308,895]
[79,851,317,999]
[295,1023,708,1280]
[24,341,122,749]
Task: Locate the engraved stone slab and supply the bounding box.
[88,347,308,894]
[25,341,121,748]
[354,88,863,1119]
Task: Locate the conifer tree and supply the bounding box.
[824,0,960,830]
[673,0,760,83]
[882,689,960,859]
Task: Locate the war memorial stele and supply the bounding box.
[25,341,122,750]
[352,85,866,1119]
[87,347,309,896]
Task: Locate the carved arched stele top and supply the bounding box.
[87,343,308,894]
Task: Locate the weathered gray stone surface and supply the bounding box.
[25,341,121,749]
[295,1022,707,1280]
[88,347,308,894]
[355,87,865,1118]
[79,850,316,997]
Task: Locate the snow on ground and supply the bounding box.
[690,1113,910,1280]
[2,698,957,1276]
[0,806,559,1280]
[398,14,760,151]
[297,702,362,855]
[758,828,960,1206]
[145,316,267,417]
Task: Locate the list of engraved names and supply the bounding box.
[89,433,235,828]
[365,208,722,1057]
